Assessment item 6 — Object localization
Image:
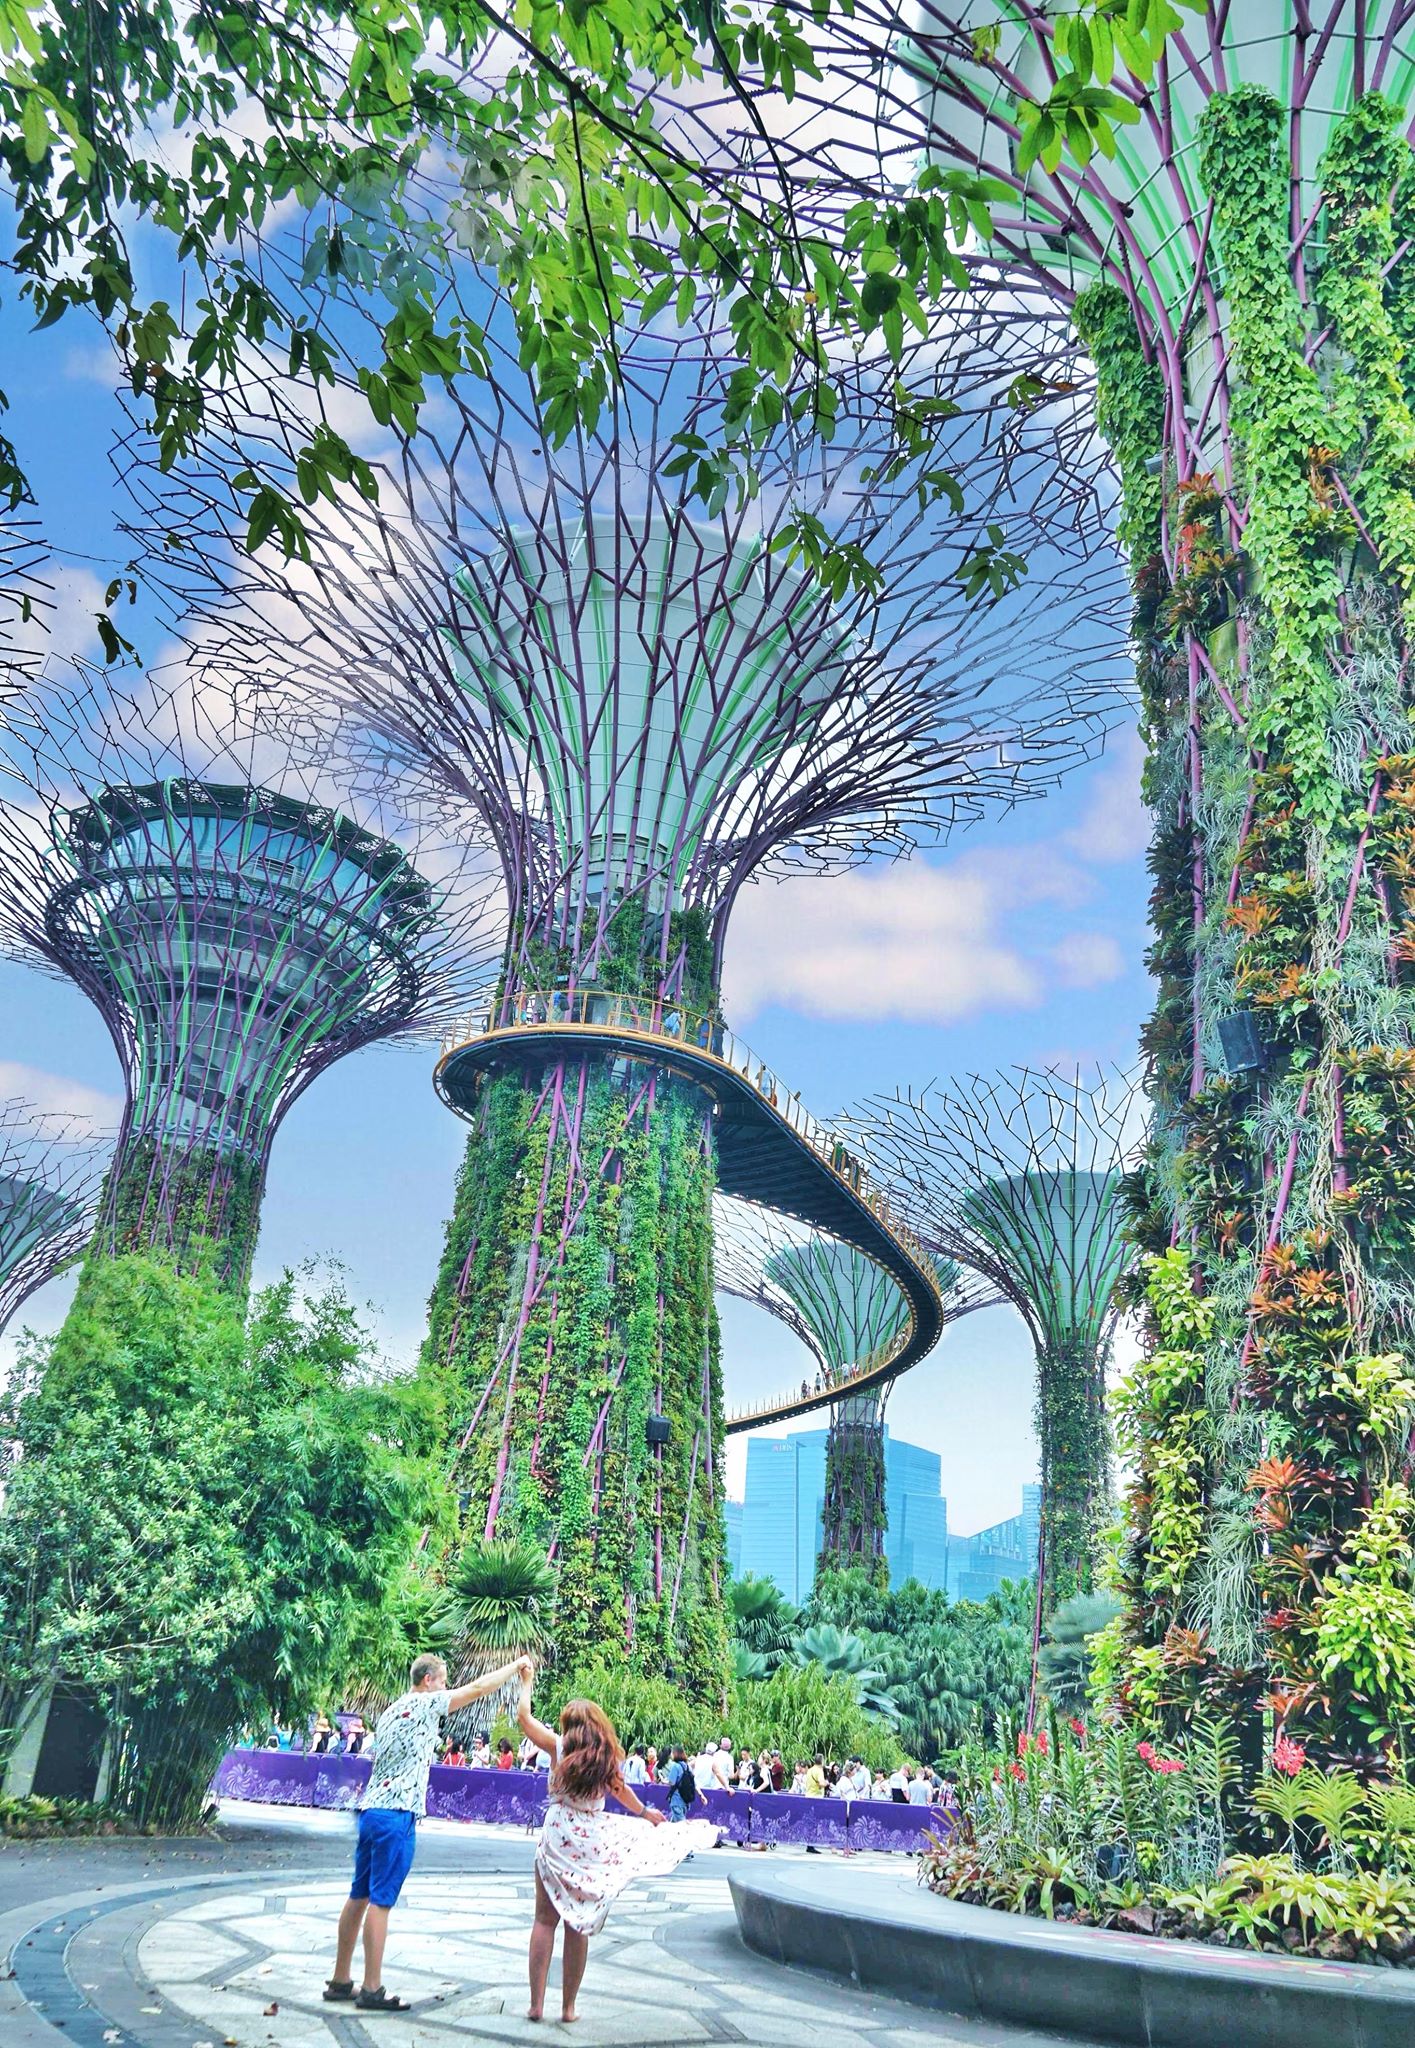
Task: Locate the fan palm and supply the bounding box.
[440,1537,558,1674]
[727,1573,800,1663]
[788,1623,899,1723]
[1037,1591,1121,1715]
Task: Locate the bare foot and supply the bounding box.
[559,2008,580,2024]
[526,2008,543,2022]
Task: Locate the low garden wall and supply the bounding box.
[213,1750,944,1853]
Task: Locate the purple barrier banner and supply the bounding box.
[213,1750,951,1853]
[846,1800,952,1854]
[750,1792,851,1849]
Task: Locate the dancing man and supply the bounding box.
[324,1650,529,2013]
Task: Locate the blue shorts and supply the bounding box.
[351,1807,417,1908]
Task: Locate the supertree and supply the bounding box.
[112,268,1129,1688]
[0,666,501,1290]
[720,3,1415,1757]
[0,1100,109,1333]
[715,1194,990,1582]
[849,1068,1139,1618]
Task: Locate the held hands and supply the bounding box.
[514,1655,535,1688]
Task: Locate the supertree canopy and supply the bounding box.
[0,668,500,1289]
[849,1068,1139,1615]
[736,3,1415,1760]
[715,1194,987,1582]
[0,1099,109,1333]
[114,266,1128,1690]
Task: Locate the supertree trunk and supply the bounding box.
[1085,89,1415,1758]
[771,0,1415,1762]
[817,1392,889,1585]
[1035,1336,1111,1614]
[424,1056,729,1693]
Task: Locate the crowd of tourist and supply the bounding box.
[254,1716,953,1808]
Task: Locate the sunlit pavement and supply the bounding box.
[0,1806,1100,2048]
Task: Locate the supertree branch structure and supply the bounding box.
[715,1193,989,1581]
[108,276,1127,1693]
[0,667,501,1290]
[0,1099,110,1333]
[848,1068,1139,1615]
[740,3,1415,1759]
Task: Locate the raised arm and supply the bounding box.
[447,1657,523,1713]
[514,1664,558,1757]
[610,1772,665,1824]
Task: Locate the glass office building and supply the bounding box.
[945,1484,1041,1601]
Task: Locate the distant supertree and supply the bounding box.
[0,1100,108,1334]
[850,1069,1140,1615]
[0,667,501,1289]
[113,271,1128,1687]
[715,1196,989,1583]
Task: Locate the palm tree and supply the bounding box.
[441,1537,559,1673]
[788,1623,899,1723]
[1037,1591,1121,1716]
[727,1573,800,1665]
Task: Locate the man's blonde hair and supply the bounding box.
[410,1652,448,1688]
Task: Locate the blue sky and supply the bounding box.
[1,293,1149,1539]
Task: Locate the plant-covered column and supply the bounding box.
[1091,90,1415,1758]
[819,1391,890,1585]
[424,932,731,1696]
[0,671,494,1295]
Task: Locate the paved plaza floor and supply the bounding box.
[0,1808,1101,2048]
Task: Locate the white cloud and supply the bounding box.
[1064,728,1147,863]
[723,855,1071,1025]
[1049,930,1125,988]
[0,1061,123,1130]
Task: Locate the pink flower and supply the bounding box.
[1008,1761,1026,1781]
[1017,1730,1031,1758]
[1035,1730,1050,1756]
[1271,1735,1307,1778]
[1136,1740,1156,1764]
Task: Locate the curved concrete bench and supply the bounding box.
[730,1862,1415,2048]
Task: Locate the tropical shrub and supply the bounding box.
[923,1715,1415,1963]
[0,1256,435,1830]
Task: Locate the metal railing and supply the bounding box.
[437,987,942,1424]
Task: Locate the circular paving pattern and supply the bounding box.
[6,1864,1026,2047]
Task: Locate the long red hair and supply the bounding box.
[553,1698,624,1801]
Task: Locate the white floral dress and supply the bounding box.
[535,1743,720,1934]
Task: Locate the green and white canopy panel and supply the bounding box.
[441,514,852,908]
[50,779,434,1158]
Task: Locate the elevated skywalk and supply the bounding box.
[433,990,947,1432]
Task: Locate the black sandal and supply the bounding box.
[323,1980,355,2002]
[357,1987,412,2013]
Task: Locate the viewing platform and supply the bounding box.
[434,990,946,1429]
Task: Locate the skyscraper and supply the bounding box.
[735,1427,948,1603]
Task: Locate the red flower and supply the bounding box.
[1136,1740,1156,1764]
[1007,1761,1026,1781]
[1016,1731,1031,1757]
[1068,1718,1087,1740]
[1271,1735,1307,1778]
[1034,1730,1049,1756]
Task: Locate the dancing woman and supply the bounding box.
[516,1671,719,2023]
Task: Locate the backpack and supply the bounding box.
[674,1762,697,1806]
